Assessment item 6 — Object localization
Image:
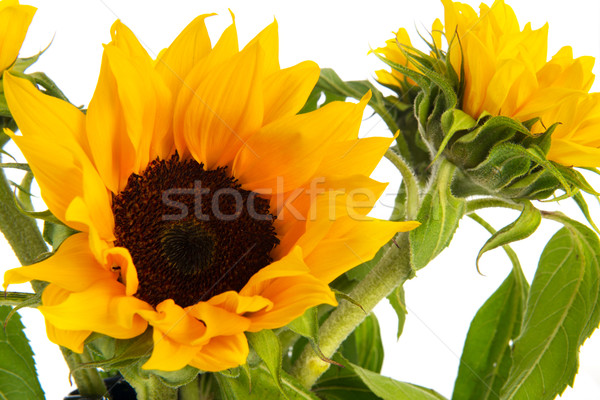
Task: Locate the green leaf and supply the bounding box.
[410,161,466,270]
[452,269,528,400]
[216,365,318,400]
[387,285,407,339]
[246,330,287,399]
[500,220,600,399]
[571,191,600,234]
[341,314,384,373]
[351,361,447,400]
[0,306,45,400]
[455,214,529,400]
[476,202,541,271]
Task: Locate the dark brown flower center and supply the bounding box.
[111,153,279,308]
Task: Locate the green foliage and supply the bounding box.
[339,314,383,373]
[499,219,600,399]
[216,365,318,400]
[409,160,466,270]
[247,330,288,398]
[475,202,541,270]
[0,306,44,400]
[452,269,528,400]
[312,314,385,400]
[387,285,407,339]
[351,362,447,400]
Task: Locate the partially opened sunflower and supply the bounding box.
[376,0,600,168]
[2,16,417,372]
[0,0,35,74]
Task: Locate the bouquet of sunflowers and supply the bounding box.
[1,1,599,399]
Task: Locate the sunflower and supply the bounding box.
[375,0,600,168]
[2,15,417,372]
[0,0,35,73]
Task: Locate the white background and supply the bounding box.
[2,0,600,398]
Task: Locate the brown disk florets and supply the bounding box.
[111,153,279,308]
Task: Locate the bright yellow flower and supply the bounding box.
[3,16,417,372]
[373,20,443,88]
[0,0,35,72]
[377,0,600,168]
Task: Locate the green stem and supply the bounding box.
[465,197,521,214]
[0,168,47,292]
[291,233,412,388]
[120,368,177,400]
[63,349,108,398]
[0,167,106,396]
[385,149,420,220]
[0,292,37,306]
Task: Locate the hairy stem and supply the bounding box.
[291,233,412,387]
[385,149,420,220]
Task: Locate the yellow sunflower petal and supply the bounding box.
[142,329,202,371]
[548,138,600,168]
[188,302,250,342]
[181,41,264,169]
[303,217,420,283]
[207,291,273,314]
[172,19,240,157]
[3,233,114,291]
[317,136,395,178]
[189,333,249,372]
[143,299,207,345]
[262,61,319,125]
[40,278,150,339]
[3,73,91,227]
[245,19,279,78]
[0,1,35,72]
[233,95,368,193]
[104,246,138,296]
[45,320,91,354]
[155,14,214,96]
[246,274,337,331]
[86,51,134,193]
[240,246,310,297]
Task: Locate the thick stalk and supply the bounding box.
[0,168,47,292]
[120,369,177,400]
[0,167,106,396]
[385,149,420,220]
[291,233,412,388]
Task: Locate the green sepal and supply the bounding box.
[43,221,78,249]
[475,201,541,271]
[11,44,49,75]
[448,115,528,169]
